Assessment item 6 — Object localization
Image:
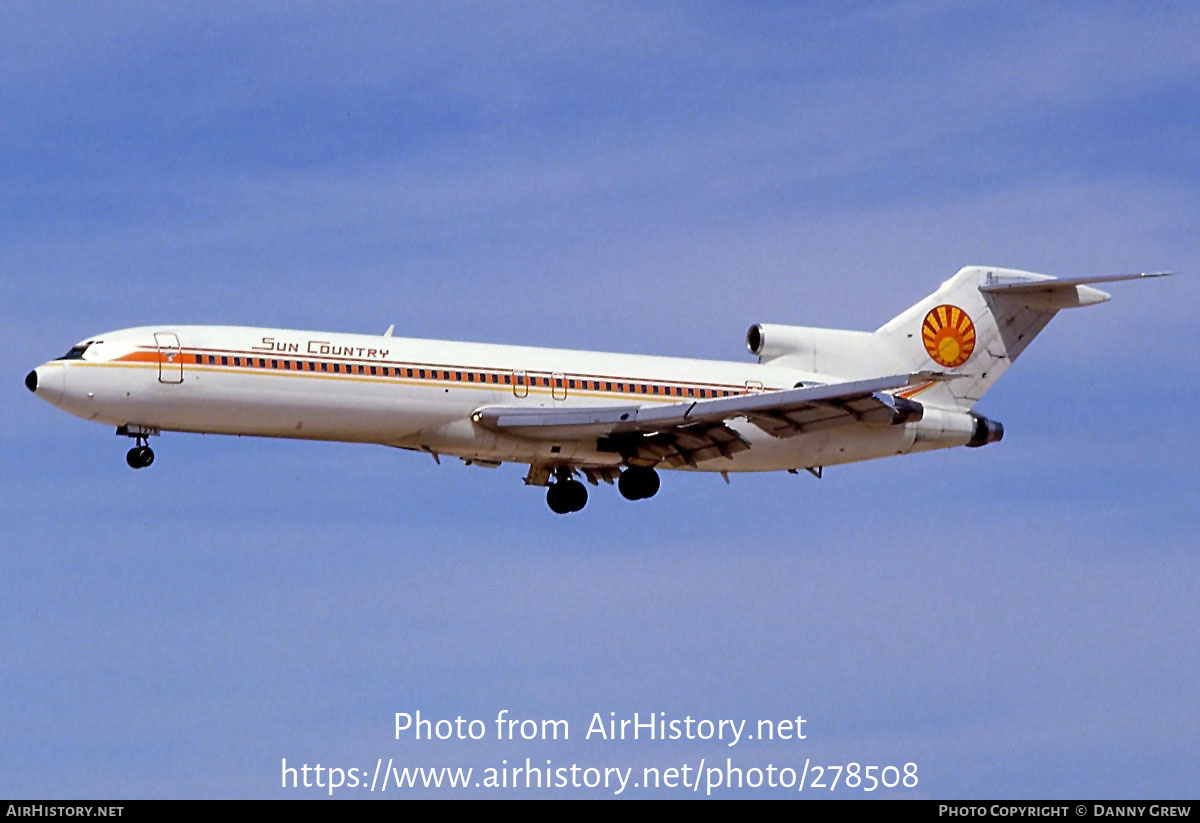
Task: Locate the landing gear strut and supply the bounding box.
[618,466,660,501]
[546,467,587,514]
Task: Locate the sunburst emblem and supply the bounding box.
[922,304,976,368]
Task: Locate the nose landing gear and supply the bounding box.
[117,425,158,470]
[126,444,155,469]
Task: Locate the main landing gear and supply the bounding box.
[546,468,588,515]
[543,466,662,514]
[618,466,660,501]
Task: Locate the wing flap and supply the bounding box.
[601,422,752,469]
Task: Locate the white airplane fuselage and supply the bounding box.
[28,324,968,473]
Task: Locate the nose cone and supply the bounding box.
[26,365,64,406]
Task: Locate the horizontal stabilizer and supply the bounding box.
[978,271,1174,292]
[979,271,1174,309]
[978,270,1175,311]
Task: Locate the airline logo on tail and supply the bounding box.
[922,304,976,368]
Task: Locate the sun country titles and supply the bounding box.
[922,304,975,368]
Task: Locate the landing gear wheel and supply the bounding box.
[126,445,154,469]
[546,479,588,514]
[564,480,587,512]
[618,466,660,500]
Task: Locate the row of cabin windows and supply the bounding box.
[195,353,736,398]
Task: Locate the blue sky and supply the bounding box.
[3,2,1197,798]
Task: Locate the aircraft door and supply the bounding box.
[512,370,528,398]
[552,372,567,400]
[155,332,183,384]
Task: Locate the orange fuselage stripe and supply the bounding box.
[116,347,777,400]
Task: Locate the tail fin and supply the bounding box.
[874,266,1165,409]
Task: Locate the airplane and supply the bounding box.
[25,266,1169,513]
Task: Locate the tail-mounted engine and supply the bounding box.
[966,414,1004,447]
[746,323,812,360]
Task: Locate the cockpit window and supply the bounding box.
[56,343,91,360]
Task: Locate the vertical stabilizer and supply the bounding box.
[874,266,1113,410]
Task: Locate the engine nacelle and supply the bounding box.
[746,323,808,359]
[746,322,885,375]
[966,414,1004,447]
[911,409,1004,449]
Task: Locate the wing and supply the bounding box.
[473,372,945,468]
